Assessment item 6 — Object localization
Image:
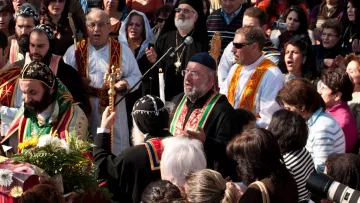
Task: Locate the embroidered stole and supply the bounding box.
[0,67,22,107]
[169,93,222,136]
[75,38,122,109]
[2,106,75,153]
[144,138,163,171]
[9,39,21,64]
[227,59,275,115]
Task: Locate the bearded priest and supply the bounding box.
[1,61,88,154]
[145,0,209,101]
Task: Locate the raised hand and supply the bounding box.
[145,47,157,64]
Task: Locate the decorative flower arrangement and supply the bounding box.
[11,134,111,199]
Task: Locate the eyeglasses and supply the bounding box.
[233,42,253,49]
[86,22,110,29]
[174,8,196,14]
[181,70,201,79]
[321,33,338,39]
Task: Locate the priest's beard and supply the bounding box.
[184,81,208,101]
[24,88,55,115]
[175,14,195,31]
[131,119,145,146]
[15,33,30,53]
[29,50,52,65]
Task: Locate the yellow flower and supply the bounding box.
[18,137,39,150]
[0,156,8,163]
[10,186,23,198]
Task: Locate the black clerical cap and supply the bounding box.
[21,61,55,89]
[189,52,216,71]
[178,0,201,13]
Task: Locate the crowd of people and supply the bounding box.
[1,0,360,202]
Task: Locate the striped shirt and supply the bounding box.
[283,148,315,202]
[306,108,345,172]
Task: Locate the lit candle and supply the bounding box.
[159,68,165,103]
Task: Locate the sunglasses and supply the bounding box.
[233,42,253,49]
[174,8,196,14]
[156,18,167,23]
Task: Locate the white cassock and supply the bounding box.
[220,55,284,128]
[63,42,142,155]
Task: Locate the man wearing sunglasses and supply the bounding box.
[145,0,209,101]
[218,7,280,89]
[220,26,284,128]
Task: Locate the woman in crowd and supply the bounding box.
[0,0,14,37]
[309,0,344,30]
[227,128,298,202]
[119,10,155,134]
[184,169,241,203]
[257,0,309,28]
[40,0,86,56]
[126,0,163,23]
[270,6,314,50]
[276,78,345,172]
[342,0,360,54]
[283,36,317,82]
[268,109,315,202]
[325,153,360,190]
[12,0,26,12]
[99,0,126,39]
[312,19,344,75]
[318,69,358,153]
[151,4,171,44]
[141,180,187,203]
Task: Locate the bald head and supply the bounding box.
[86,8,111,48]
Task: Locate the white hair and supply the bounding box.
[131,118,145,146]
[160,136,207,187]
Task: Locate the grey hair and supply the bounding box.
[235,26,266,50]
[86,8,110,23]
[161,136,206,187]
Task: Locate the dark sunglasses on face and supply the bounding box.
[174,8,196,14]
[50,0,66,2]
[156,18,167,23]
[233,42,253,49]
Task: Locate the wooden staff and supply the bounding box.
[68,13,77,50]
[209,32,222,91]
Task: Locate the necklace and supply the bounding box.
[349,26,356,43]
[174,32,187,74]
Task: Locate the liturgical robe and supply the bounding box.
[220,55,284,128]
[64,41,142,155]
[171,89,242,179]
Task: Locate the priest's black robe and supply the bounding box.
[94,132,171,203]
[171,90,242,180]
[14,58,90,114]
[155,30,209,101]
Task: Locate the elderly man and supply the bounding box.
[64,9,142,155]
[207,0,250,52]
[145,0,209,101]
[94,95,172,203]
[170,52,242,179]
[0,24,87,140]
[1,61,88,154]
[218,7,280,89]
[220,27,284,128]
[8,3,39,63]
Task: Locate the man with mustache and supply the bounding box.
[1,61,88,154]
[0,24,87,138]
[220,27,284,128]
[207,0,250,53]
[8,3,38,63]
[145,0,209,101]
[94,95,172,202]
[64,9,142,156]
[169,52,242,180]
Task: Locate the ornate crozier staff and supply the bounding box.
[68,13,77,50]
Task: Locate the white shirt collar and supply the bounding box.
[242,55,265,70]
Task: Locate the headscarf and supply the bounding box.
[131,95,169,136]
[159,0,208,43]
[118,10,154,61]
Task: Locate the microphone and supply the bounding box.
[169,36,193,57]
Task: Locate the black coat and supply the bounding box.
[171,90,243,180]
